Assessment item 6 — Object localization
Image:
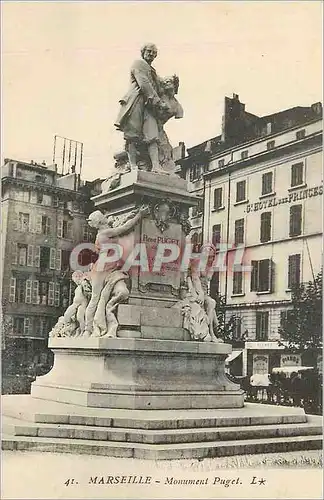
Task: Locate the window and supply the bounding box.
[54,283,60,307]
[288,254,301,289]
[289,205,302,236]
[192,199,203,217]
[13,317,24,335]
[267,140,275,150]
[260,212,272,243]
[48,282,55,306]
[291,162,304,187]
[53,196,59,208]
[234,219,244,245]
[213,188,223,209]
[191,232,202,253]
[236,180,246,202]
[83,225,92,242]
[18,244,27,266]
[296,129,306,140]
[61,283,70,308]
[18,213,30,232]
[209,272,219,298]
[251,259,274,293]
[241,150,248,159]
[32,281,39,304]
[189,164,202,181]
[40,246,50,271]
[218,159,225,168]
[233,271,243,295]
[280,309,294,325]
[41,216,51,235]
[37,192,43,204]
[34,317,46,337]
[16,279,26,303]
[61,250,71,271]
[62,221,73,239]
[256,311,269,341]
[212,224,221,247]
[39,281,49,305]
[34,246,40,267]
[262,172,273,195]
[233,317,242,340]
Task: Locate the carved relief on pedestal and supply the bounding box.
[152,198,176,233]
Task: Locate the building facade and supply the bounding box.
[178,95,323,376]
[1,159,97,393]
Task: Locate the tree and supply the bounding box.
[279,270,322,352]
[214,294,242,343]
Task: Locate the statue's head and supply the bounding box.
[141,43,158,64]
[162,75,179,95]
[87,210,105,228]
[72,271,84,285]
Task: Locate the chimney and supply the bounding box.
[311,102,322,116]
[221,94,246,143]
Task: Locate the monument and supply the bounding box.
[2,44,321,459]
[30,43,243,410]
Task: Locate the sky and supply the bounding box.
[2,1,322,181]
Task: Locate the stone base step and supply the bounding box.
[2,395,308,429]
[2,432,322,460]
[3,396,322,459]
[3,415,322,445]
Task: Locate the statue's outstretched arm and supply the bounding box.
[98,206,148,238]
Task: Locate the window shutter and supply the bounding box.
[12,243,18,265]
[67,221,73,239]
[30,191,37,204]
[12,212,19,231]
[25,280,32,304]
[34,246,40,267]
[57,217,63,237]
[32,280,39,304]
[268,259,274,292]
[289,205,302,237]
[50,248,56,269]
[48,282,55,306]
[27,245,33,266]
[24,318,31,336]
[250,261,259,291]
[56,249,62,271]
[36,215,42,234]
[54,283,60,307]
[9,278,16,302]
[288,254,301,289]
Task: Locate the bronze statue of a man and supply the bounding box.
[115,44,181,173]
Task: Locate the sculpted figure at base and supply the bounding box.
[114,43,183,174]
[49,271,92,338]
[174,267,224,343]
[83,204,150,337]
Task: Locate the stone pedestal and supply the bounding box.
[30,170,244,418]
[92,170,196,308]
[31,338,244,409]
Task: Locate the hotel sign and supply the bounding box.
[246,184,323,213]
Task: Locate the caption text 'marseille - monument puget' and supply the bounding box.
[31,42,244,410]
[3,44,320,460]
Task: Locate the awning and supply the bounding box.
[226,350,243,364]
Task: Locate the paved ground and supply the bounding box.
[2,449,323,499]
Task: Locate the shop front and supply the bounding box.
[245,341,287,377]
